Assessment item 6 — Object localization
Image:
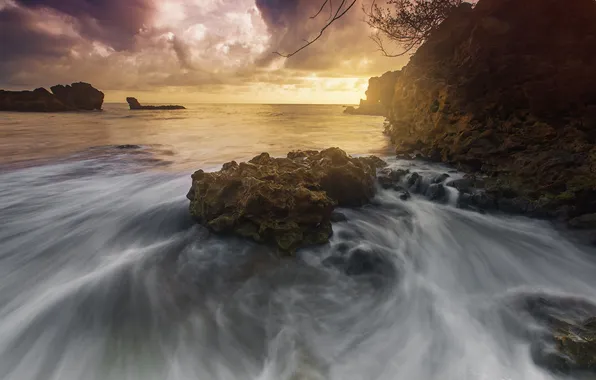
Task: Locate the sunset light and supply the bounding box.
[0,0,404,104]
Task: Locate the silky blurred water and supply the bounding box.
[1,104,596,380]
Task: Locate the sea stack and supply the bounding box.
[126,97,186,110]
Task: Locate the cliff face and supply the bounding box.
[385,0,596,220]
[0,82,104,112]
[345,71,400,116]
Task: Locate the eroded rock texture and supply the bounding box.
[382,0,596,222]
[187,148,386,253]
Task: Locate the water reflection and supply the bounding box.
[0,104,390,169]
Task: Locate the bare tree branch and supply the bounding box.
[364,0,464,57]
[273,0,463,59]
[311,0,330,18]
[273,0,357,58]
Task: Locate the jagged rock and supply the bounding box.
[381,0,596,224]
[50,82,104,110]
[377,168,409,189]
[0,82,104,112]
[186,148,385,253]
[126,97,186,110]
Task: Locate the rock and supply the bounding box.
[0,82,104,112]
[447,178,475,193]
[426,183,446,201]
[345,71,401,116]
[50,82,104,110]
[497,197,532,214]
[458,191,496,211]
[126,97,186,110]
[377,168,409,189]
[330,212,348,222]
[432,173,450,184]
[345,247,386,276]
[569,214,596,229]
[379,0,596,223]
[399,190,411,201]
[186,148,385,253]
[548,317,596,373]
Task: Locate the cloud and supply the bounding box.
[13,0,155,49]
[0,0,406,102]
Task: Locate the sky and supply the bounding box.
[0,0,408,104]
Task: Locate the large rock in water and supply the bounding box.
[50,82,104,111]
[0,88,69,112]
[186,148,386,253]
[0,82,104,112]
[383,0,596,221]
[126,97,186,110]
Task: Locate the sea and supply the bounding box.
[1,103,596,380]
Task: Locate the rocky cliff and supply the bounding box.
[0,82,104,112]
[345,71,400,116]
[384,0,596,222]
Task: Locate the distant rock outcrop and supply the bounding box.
[344,71,400,116]
[0,82,104,112]
[50,83,104,111]
[382,0,596,223]
[126,97,185,110]
[186,148,386,254]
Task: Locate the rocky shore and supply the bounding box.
[354,0,596,228]
[0,82,104,112]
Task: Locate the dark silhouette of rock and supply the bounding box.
[344,71,400,116]
[380,0,596,223]
[126,97,185,110]
[186,148,386,254]
[0,82,104,112]
[50,82,104,110]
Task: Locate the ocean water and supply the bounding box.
[1,104,596,380]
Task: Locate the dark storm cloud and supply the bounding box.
[0,7,69,59]
[0,6,77,85]
[13,0,155,50]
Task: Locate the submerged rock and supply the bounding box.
[126,97,186,110]
[0,82,104,112]
[186,148,386,253]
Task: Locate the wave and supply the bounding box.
[1,157,595,379]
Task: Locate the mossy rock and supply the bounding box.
[187,148,385,254]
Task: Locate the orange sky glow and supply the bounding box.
[0,0,408,104]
